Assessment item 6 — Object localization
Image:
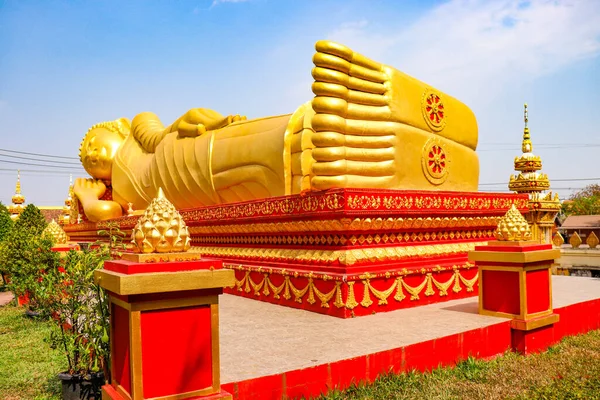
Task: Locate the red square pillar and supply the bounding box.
[469,241,560,354]
[95,252,234,400]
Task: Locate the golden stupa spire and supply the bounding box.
[507,103,560,245]
[508,103,549,193]
[8,170,26,221]
[61,174,73,225]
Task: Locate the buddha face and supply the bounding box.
[80,128,124,180]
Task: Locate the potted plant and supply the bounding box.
[38,224,126,400]
[41,245,111,400]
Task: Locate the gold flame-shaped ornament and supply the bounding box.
[552,232,565,247]
[494,205,532,241]
[586,231,599,249]
[131,188,191,253]
[43,219,68,245]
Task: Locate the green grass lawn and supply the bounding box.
[1,301,599,400]
[320,330,600,400]
[0,303,65,400]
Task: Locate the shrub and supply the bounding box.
[0,228,61,309]
[14,203,47,236]
[0,203,13,288]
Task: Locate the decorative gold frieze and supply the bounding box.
[229,264,477,309]
[187,216,501,235]
[193,242,487,266]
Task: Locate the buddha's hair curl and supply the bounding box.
[79,118,131,162]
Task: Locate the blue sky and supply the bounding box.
[0,0,599,207]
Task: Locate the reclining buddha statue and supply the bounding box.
[74,40,479,222]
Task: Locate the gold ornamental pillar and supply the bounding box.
[508,104,560,244]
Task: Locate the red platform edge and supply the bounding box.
[104,257,223,274]
[221,298,600,400]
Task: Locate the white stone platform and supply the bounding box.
[219,275,600,383]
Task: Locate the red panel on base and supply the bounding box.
[482,270,520,315]
[140,305,213,398]
[111,304,131,394]
[525,269,550,314]
[476,243,551,252]
[104,258,222,274]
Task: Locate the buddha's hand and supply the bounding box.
[309,40,403,190]
[226,114,247,124]
[176,109,248,138]
[73,178,107,200]
[176,109,209,138]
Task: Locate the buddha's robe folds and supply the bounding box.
[112,112,293,212]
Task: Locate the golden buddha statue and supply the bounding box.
[74,40,480,222]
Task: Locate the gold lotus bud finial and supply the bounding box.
[43,219,68,245]
[131,187,191,253]
[494,204,532,241]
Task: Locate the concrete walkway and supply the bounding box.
[219,275,600,384]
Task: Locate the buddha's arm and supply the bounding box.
[305,40,479,192]
[131,109,247,153]
[73,178,123,222]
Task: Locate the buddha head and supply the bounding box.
[80,118,130,181]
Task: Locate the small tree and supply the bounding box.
[14,203,48,236]
[0,203,13,288]
[563,184,600,216]
[0,202,12,241]
[0,228,61,309]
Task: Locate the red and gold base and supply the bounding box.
[224,260,479,317]
[95,256,234,400]
[469,241,561,354]
[67,189,529,317]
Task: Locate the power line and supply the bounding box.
[0,159,85,169]
[0,148,78,160]
[0,153,82,165]
[479,178,600,186]
[478,145,600,152]
[479,142,600,146]
[0,170,84,177]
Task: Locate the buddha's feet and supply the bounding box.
[307,40,479,192]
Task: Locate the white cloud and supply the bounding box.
[326,0,600,105]
[211,0,250,6]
